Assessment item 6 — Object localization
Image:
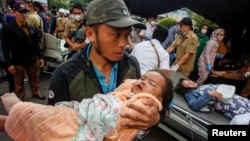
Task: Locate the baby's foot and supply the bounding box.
[1,93,21,113]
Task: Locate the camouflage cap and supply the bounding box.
[85,0,146,29]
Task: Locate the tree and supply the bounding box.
[191,12,218,29]
[48,0,92,10]
[157,17,177,28]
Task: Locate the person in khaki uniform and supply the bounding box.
[53,8,67,39]
[166,17,198,77]
[63,3,87,52]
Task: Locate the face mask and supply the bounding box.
[74,15,83,22]
[201,29,207,34]
[150,21,156,26]
[181,32,187,36]
[8,6,11,11]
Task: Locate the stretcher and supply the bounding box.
[159,71,230,141]
[43,33,69,73]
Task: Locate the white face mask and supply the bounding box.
[8,6,11,11]
[150,21,156,26]
[181,32,187,36]
[201,29,207,34]
[74,15,83,22]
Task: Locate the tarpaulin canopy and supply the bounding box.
[124,0,249,26]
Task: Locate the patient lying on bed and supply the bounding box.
[175,78,250,124]
[1,70,174,141]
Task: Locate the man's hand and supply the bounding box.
[170,64,179,72]
[120,99,160,130]
[0,115,7,132]
[7,65,15,74]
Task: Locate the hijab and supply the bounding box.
[210,28,224,41]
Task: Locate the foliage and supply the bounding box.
[191,12,219,29]
[157,17,177,28]
[48,0,92,10]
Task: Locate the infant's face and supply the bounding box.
[131,71,165,102]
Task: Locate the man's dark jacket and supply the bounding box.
[48,45,141,105]
[2,21,43,67]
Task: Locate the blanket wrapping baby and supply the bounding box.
[5,79,162,141]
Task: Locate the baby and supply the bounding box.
[1,69,173,141]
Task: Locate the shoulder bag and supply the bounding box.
[150,40,160,68]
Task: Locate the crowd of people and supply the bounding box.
[0,0,250,140]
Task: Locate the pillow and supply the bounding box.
[216,84,235,103]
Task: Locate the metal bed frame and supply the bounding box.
[42,33,69,74]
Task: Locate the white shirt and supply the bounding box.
[131,39,170,75]
[139,22,156,41]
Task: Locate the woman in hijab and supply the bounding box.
[196,28,225,85]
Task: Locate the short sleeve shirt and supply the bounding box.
[64,21,85,43]
[56,17,68,31]
[172,31,198,71]
[131,39,170,75]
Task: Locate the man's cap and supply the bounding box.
[85,0,146,29]
[13,2,28,13]
[178,17,193,27]
[58,8,65,14]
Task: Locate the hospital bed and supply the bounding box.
[159,71,230,141]
[43,33,69,74]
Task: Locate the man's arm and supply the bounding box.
[72,42,87,51]
[166,46,175,54]
[63,23,74,49]
[0,115,7,132]
[175,52,193,66]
